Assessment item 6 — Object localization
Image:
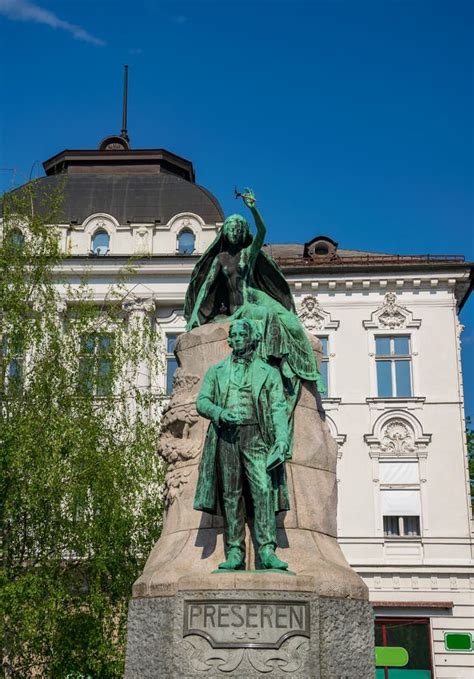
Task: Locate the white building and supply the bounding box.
[8,136,474,677]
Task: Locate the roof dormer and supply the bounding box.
[304,235,338,259]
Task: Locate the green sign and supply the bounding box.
[444,632,472,651]
[375,646,409,667]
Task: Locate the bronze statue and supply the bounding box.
[194,318,290,570]
[184,189,325,390]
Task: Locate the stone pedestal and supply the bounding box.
[125,580,374,678]
[124,324,375,677]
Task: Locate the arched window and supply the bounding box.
[91,230,110,256]
[7,228,25,249]
[314,243,329,255]
[177,229,195,255]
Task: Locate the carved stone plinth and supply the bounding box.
[124,324,375,677]
[125,583,374,678]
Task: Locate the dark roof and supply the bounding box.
[43,148,196,182]
[9,172,224,225]
[4,144,224,225]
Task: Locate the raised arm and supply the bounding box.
[242,188,266,265]
[186,257,221,330]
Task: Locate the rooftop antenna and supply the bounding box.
[121,64,130,143]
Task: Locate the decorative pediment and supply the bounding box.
[167,212,204,233]
[297,295,339,332]
[363,292,421,329]
[365,412,431,458]
[81,213,119,234]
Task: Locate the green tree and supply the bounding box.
[0,184,165,677]
[467,416,474,511]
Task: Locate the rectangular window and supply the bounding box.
[1,334,24,395]
[375,335,412,397]
[317,336,329,397]
[381,488,421,537]
[383,515,421,537]
[375,618,433,678]
[166,333,179,395]
[78,333,113,396]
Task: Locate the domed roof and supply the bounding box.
[6,145,224,226]
[29,172,224,225]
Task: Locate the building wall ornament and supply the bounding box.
[80,212,119,234]
[122,296,156,316]
[132,225,152,254]
[363,292,421,330]
[184,635,309,674]
[365,412,431,458]
[297,295,339,332]
[380,420,417,455]
[165,212,205,233]
[325,414,347,460]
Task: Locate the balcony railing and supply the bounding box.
[274,253,466,267]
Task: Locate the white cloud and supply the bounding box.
[0,0,106,46]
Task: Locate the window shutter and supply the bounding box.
[380,462,419,484]
[381,489,421,516]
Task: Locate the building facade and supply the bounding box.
[5,137,474,677]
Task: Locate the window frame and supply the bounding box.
[379,461,422,539]
[177,229,196,255]
[316,334,330,398]
[165,332,180,395]
[1,334,25,395]
[91,229,110,256]
[375,334,413,398]
[375,617,434,678]
[383,514,421,537]
[78,332,114,397]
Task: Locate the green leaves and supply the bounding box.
[1,185,165,677]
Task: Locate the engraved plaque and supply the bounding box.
[183,599,310,649]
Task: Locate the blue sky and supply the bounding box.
[1,0,473,416]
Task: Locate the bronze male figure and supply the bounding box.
[193,318,290,571]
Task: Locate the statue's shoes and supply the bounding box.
[259,546,288,570]
[218,548,245,570]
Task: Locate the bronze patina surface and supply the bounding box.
[194,318,290,570]
[184,189,325,392]
[186,190,327,571]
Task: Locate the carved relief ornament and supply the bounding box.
[365,414,431,459]
[363,292,421,330]
[297,295,339,333]
[122,296,156,316]
[184,635,309,674]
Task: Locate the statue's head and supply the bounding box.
[221,214,251,246]
[228,318,262,355]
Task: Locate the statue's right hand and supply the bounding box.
[220,409,240,425]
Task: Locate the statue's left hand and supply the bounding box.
[242,187,256,209]
[267,441,287,470]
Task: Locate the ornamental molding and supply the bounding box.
[122,296,156,316]
[363,292,421,330]
[297,295,339,332]
[365,412,431,459]
[325,414,346,460]
[164,212,205,232]
[183,634,309,674]
[80,212,119,234]
[131,224,153,254]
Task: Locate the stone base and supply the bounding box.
[125,589,374,678]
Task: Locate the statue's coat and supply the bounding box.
[194,355,290,515]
